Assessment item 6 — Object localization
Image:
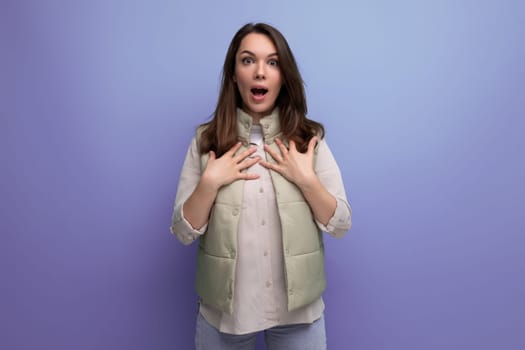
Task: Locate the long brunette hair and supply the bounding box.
[198,23,324,156]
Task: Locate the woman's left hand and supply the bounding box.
[260,136,318,188]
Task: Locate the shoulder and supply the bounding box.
[312,132,327,151]
[195,124,212,153]
[195,125,207,141]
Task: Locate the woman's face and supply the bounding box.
[233,33,283,122]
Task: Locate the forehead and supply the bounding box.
[237,33,277,56]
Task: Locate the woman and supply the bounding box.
[171,22,351,350]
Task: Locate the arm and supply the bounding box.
[294,170,337,227]
[260,137,351,237]
[171,139,260,244]
[170,137,208,245]
[310,139,352,237]
[183,142,260,228]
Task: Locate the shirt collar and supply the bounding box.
[237,107,282,145]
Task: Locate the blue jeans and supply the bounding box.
[195,312,327,350]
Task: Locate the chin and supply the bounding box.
[255,102,276,113]
[254,106,272,114]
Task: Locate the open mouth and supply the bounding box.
[251,88,268,96]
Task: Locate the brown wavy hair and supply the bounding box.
[198,23,324,156]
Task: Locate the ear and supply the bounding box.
[232,75,237,83]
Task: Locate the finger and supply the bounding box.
[234,145,257,163]
[239,156,260,170]
[288,140,298,152]
[275,138,289,157]
[307,136,318,153]
[259,160,280,173]
[263,144,283,163]
[209,150,216,160]
[226,142,242,157]
[238,173,260,180]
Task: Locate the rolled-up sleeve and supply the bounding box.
[170,137,208,245]
[314,138,352,238]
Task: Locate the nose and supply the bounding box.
[255,62,265,80]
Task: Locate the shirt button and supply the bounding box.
[232,209,239,216]
[266,281,272,288]
[259,187,264,193]
[285,248,290,255]
[264,250,269,256]
[264,124,269,129]
[261,220,266,226]
[289,289,294,295]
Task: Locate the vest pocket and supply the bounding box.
[285,249,326,311]
[279,201,323,255]
[200,202,241,258]
[195,248,236,314]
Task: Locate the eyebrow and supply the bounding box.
[239,50,278,58]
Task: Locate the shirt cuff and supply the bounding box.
[170,205,208,245]
[315,199,351,238]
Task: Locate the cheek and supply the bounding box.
[235,73,249,89]
[273,72,283,87]
[237,82,249,95]
[272,78,283,93]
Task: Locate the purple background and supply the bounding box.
[2,0,524,349]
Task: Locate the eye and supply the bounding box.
[268,59,279,67]
[241,57,254,65]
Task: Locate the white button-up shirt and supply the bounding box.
[172,124,351,335]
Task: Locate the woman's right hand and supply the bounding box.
[201,142,261,191]
[182,142,260,230]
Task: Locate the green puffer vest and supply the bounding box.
[195,108,325,315]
